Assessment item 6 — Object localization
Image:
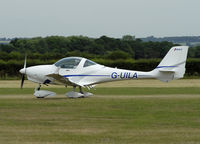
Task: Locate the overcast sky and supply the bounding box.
[0,0,200,38]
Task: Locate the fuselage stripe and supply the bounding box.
[64,75,110,78]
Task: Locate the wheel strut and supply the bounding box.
[79,86,83,94]
[35,84,41,91]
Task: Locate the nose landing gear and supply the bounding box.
[34,84,56,98]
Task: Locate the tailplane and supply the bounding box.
[153,46,189,82]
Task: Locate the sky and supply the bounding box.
[0,0,200,38]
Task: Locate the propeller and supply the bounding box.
[20,55,27,89]
[21,74,25,89]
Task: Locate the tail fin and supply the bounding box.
[154,46,189,82]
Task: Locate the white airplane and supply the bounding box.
[20,46,189,98]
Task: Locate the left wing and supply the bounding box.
[46,73,84,87]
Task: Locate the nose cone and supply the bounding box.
[19,68,25,74]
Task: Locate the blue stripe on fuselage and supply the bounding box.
[64,75,110,78]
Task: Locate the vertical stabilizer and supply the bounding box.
[153,46,189,82]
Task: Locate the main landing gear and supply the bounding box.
[66,86,93,98]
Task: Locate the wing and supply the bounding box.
[46,73,84,87]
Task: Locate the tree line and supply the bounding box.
[1,35,200,60]
[0,35,176,60]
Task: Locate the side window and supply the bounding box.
[83,60,96,67]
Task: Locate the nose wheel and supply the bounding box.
[34,84,56,98]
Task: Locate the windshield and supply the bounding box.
[54,57,81,69]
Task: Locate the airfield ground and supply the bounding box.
[0,79,200,144]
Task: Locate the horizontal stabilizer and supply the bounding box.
[158,68,176,72]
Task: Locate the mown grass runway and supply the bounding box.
[0,80,200,144]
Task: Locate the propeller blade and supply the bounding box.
[21,74,25,89]
[20,55,27,89]
[24,54,27,73]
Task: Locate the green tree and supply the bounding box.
[106,50,131,60]
[122,35,135,41]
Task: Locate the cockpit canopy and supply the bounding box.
[54,57,97,69]
[54,57,81,69]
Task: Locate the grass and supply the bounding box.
[0,80,200,144]
[1,94,200,144]
[0,87,200,95]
